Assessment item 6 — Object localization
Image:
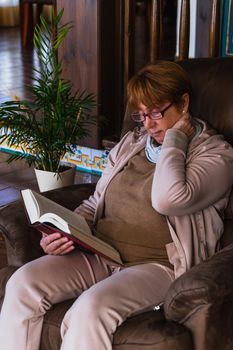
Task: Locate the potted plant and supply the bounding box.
[0,8,96,192]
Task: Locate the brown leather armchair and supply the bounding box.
[0,57,233,350]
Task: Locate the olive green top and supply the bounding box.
[96,149,172,267]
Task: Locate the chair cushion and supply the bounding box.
[113,311,193,350]
[0,267,192,350]
[40,303,192,350]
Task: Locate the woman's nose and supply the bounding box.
[143,116,156,129]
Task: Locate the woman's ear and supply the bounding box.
[182,93,190,113]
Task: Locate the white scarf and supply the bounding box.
[145,121,202,164]
[145,136,162,163]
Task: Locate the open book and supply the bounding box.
[21,189,123,265]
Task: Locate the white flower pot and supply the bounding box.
[34,166,76,192]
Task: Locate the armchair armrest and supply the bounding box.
[0,183,95,267]
[164,243,233,350]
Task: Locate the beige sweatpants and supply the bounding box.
[0,250,174,350]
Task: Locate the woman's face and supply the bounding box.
[139,95,189,144]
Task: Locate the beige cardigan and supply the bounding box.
[76,119,233,278]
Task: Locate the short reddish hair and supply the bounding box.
[127,60,191,112]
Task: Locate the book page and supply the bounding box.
[21,189,41,224]
[40,212,70,233]
[21,189,92,236]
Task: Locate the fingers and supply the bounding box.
[173,112,195,140]
[181,111,191,121]
[41,232,48,239]
[40,232,75,255]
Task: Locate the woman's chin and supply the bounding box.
[150,133,164,144]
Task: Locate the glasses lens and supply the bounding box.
[131,113,144,122]
[149,111,163,120]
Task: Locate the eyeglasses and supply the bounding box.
[130,103,173,122]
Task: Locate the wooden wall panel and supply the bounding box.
[56,0,99,148]
[56,0,128,148]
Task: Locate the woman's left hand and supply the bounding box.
[40,232,75,255]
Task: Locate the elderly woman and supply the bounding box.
[0,61,232,350]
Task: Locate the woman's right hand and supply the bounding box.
[172,112,195,140]
[40,232,75,255]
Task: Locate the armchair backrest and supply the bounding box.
[178,58,233,145]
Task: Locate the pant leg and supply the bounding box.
[0,251,111,350]
[60,263,175,350]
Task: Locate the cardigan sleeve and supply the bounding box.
[152,128,233,216]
